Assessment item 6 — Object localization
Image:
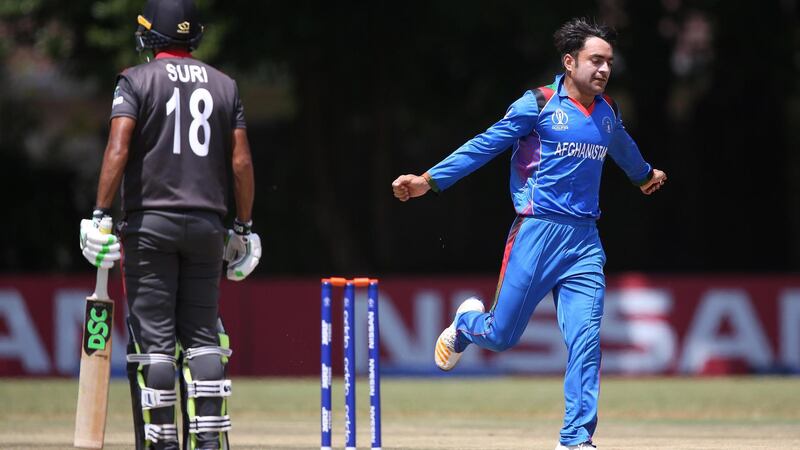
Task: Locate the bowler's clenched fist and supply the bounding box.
[392,173,432,201]
[640,169,667,195]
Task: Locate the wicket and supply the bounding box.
[321,277,382,450]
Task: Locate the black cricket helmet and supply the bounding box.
[135,0,204,52]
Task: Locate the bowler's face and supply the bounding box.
[573,37,614,95]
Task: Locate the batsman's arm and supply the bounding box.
[231,128,254,223]
[96,117,136,209]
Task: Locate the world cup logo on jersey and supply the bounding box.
[552,108,569,131]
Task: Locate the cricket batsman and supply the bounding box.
[392,18,666,450]
[78,0,260,448]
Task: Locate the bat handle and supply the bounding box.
[95,268,109,300]
[93,216,113,300]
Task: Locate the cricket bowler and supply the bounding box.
[392,18,666,450]
[78,0,261,448]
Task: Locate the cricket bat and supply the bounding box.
[74,217,115,449]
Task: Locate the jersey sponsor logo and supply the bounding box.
[165,63,209,83]
[554,141,608,161]
[552,108,569,131]
[112,85,124,107]
[602,116,613,134]
[177,21,191,34]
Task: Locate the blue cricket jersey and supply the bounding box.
[427,74,652,219]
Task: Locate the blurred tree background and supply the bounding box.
[0,0,798,275]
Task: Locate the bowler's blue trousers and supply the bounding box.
[455,214,605,445]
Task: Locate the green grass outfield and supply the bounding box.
[2,376,799,449]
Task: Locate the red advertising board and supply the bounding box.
[0,274,798,376]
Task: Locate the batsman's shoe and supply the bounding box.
[555,441,596,450]
[434,297,485,371]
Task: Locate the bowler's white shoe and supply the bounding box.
[555,441,596,450]
[434,297,485,371]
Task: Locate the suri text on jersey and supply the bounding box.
[165,64,208,83]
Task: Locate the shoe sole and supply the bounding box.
[434,298,486,371]
[435,327,459,371]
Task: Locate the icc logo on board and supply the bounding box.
[552,108,569,131]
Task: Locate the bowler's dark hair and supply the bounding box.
[554,17,616,57]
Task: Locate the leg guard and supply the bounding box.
[127,318,180,450]
[179,319,233,450]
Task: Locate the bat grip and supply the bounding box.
[94,268,109,300]
[93,216,113,300]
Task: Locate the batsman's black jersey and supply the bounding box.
[110,55,246,216]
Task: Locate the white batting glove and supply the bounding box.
[79,212,121,269]
[223,219,261,281]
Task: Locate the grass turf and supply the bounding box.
[1,376,798,449]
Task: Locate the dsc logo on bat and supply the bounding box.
[83,302,112,354]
